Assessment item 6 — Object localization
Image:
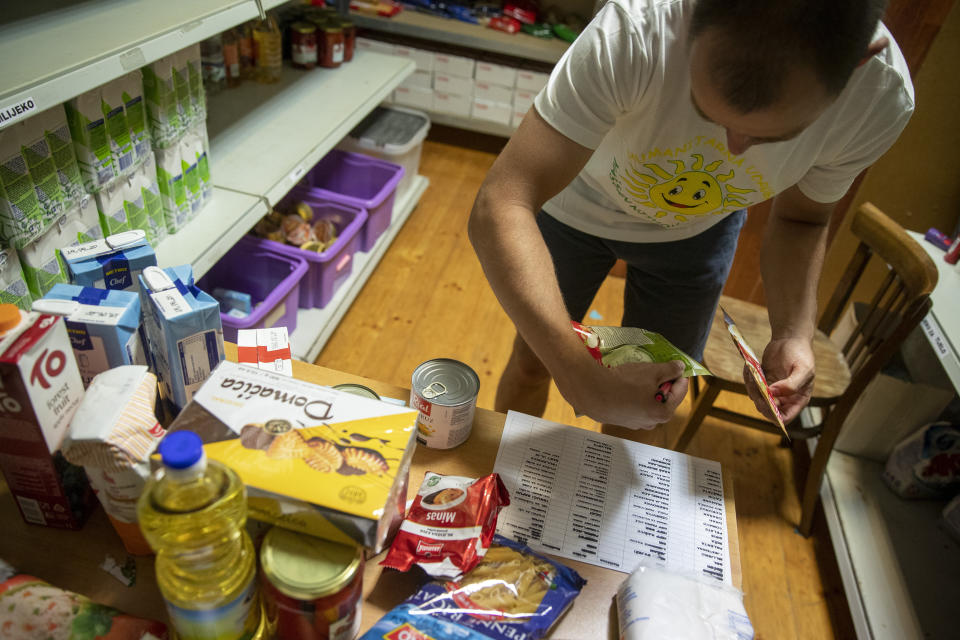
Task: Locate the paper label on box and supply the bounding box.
[70,304,125,326]
[60,239,110,261]
[178,330,220,403]
[151,288,190,319]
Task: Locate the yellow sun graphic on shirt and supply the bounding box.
[611,154,755,226]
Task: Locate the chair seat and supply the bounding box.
[703,296,851,403]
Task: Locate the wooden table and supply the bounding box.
[0,353,741,638]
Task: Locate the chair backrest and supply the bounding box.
[817,202,938,412]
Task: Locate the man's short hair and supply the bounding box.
[689,0,888,112]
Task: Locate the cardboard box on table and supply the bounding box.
[165,360,418,552]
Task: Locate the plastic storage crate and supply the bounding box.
[263,189,368,309]
[198,236,308,343]
[299,149,404,252]
[338,106,430,202]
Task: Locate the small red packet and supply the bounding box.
[382,472,510,579]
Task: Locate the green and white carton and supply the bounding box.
[0,123,46,248]
[142,55,182,148]
[95,176,133,236]
[19,118,67,224]
[65,87,117,191]
[0,247,33,311]
[136,152,167,245]
[185,44,206,125]
[172,47,194,128]
[101,76,136,176]
[118,70,150,163]
[179,132,203,220]
[37,105,85,205]
[76,193,104,244]
[155,145,189,232]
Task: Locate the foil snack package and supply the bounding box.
[571,321,711,377]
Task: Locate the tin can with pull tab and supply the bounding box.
[410,358,479,449]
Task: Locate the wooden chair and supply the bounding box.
[671,202,939,535]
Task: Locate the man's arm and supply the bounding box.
[753,185,835,423]
[469,109,686,429]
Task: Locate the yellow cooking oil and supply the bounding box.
[138,431,265,640]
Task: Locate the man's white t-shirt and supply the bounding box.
[535,0,914,242]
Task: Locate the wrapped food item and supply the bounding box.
[0,564,169,639]
[282,213,315,246]
[61,366,163,555]
[382,472,510,578]
[883,422,960,499]
[359,604,492,640]
[401,535,586,640]
[571,320,710,377]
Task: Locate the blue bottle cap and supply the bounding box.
[158,431,204,469]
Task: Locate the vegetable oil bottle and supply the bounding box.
[138,431,264,640]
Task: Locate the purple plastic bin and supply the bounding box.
[298,149,404,252]
[265,189,368,309]
[198,236,308,343]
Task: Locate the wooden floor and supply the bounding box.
[316,133,857,640]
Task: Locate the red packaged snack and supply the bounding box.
[489,16,522,34]
[382,472,510,578]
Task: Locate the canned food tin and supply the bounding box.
[332,382,381,401]
[260,527,364,640]
[410,358,480,449]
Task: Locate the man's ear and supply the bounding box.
[857,37,890,67]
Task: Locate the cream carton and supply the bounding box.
[62,366,161,554]
[100,76,137,176]
[138,265,224,411]
[65,87,117,191]
[165,360,418,551]
[61,229,157,292]
[35,283,144,388]
[0,248,32,311]
[35,105,84,205]
[0,307,93,529]
[136,152,167,245]
[155,145,189,231]
[142,55,182,148]
[0,123,45,248]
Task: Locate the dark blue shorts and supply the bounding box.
[536,210,748,360]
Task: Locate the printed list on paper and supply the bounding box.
[492,411,731,584]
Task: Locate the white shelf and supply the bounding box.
[351,11,570,64]
[818,447,960,639]
[426,111,517,138]
[206,51,415,207]
[0,0,260,118]
[290,174,428,362]
[155,187,267,277]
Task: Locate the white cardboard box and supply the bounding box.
[515,70,550,92]
[433,73,474,97]
[401,69,433,90]
[475,62,517,88]
[434,53,475,79]
[513,89,536,112]
[356,37,394,55]
[392,45,435,72]
[432,91,472,118]
[475,82,514,105]
[393,85,434,111]
[471,98,512,126]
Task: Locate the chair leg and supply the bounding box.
[798,432,834,536]
[671,379,721,451]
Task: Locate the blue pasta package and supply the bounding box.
[359,604,491,640]
[401,534,586,640]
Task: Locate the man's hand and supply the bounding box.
[744,337,815,424]
[558,359,689,430]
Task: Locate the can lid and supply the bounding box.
[291,21,316,33]
[412,359,480,406]
[261,527,361,600]
[332,383,380,400]
[0,304,20,333]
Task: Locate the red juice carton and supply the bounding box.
[0,303,93,529]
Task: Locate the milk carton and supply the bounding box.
[184,44,206,124]
[138,265,224,412]
[0,123,45,248]
[65,87,117,191]
[172,47,194,128]
[76,193,104,244]
[0,248,32,311]
[94,176,131,235]
[136,152,167,245]
[100,76,136,176]
[19,117,67,223]
[142,55,182,148]
[155,145,189,232]
[179,132,203,219]
[61,366,162,554]
[35,283,144,387]
[17,214,77,299]
[61,229,157,292]
[0,305,93,529]
[35,105,84,205]
[117,70,150,163]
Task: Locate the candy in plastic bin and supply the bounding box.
[282,214,315,246]
[403,534,586,640]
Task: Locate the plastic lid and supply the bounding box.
[141,266,174,293]
[31,299,79,317]
[260,527,361,600]
[0,304,20,333]
[348,106,429,149]
[158,431,204,469]
[106,229,146,249]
